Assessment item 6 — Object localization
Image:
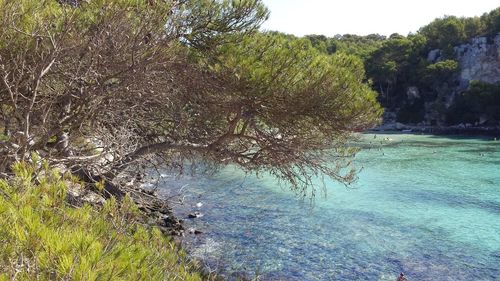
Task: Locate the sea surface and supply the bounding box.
[157,134,500,281]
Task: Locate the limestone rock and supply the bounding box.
[395,122,406,130]
[188,228,203,235]
[66,181,106,206]
[188,211,203,219]
[427,49,442,63]
[406,86,420,100]
[454,33,500,87]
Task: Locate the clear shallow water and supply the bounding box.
[158,134,500,281]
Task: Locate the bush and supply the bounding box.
[0,163,202,281]
[422,60,459,84]
[446,81,500,125]
[396,98,425,124]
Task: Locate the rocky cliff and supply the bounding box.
[427,33,500,90]
[454,33,500,88]
[415,33,500,126]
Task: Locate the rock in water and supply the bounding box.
[188,211,203,218]
[188,228,203,235]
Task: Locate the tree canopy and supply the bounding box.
[446,81,500,125]
[0,0,381,197]
[302,6,500,126]
[418,8,500,54]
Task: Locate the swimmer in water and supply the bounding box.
[397,272,407,281]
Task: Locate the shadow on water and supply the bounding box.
[165,174,500,280]
[457,146,500,153]
[158,134,500,281]
[390,188,500,215]
[426,133,500,141]
[365,130,499,140]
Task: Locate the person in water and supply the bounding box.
[397,272,408,281]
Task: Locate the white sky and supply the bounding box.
[260,0,500,36]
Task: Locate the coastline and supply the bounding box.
[370,123,500,137]
[133,130,500,277]
[139,127,499,279]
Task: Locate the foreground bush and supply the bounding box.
[0,163,202,281]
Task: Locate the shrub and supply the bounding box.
[446,81,500,125]
[0,163,202,281]
[396,98,425,124]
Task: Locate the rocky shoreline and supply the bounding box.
[83,123,499,239]
[60,171,226,279]
[371,122,500,137]
[73,122,499,239]
[66,179,186,237]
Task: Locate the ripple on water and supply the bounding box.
[161,134,500,280]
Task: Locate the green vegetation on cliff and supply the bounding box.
[447,81,500,125]
[301,6,500,126]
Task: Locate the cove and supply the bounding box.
[158,134,500,280]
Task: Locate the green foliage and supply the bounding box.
[0,0,381,195]
[0,132,8,141]
[304,34,329,53]
[418,8,500,52]
[331,34,386,59]
[366,37,413,81]
[202,32,382,196]
[396,98,425,124]
[180,0,269,49]
[422,60,459,84]
[300,7,500,125]
[303,34,386,59]
[361,5,500,122]
[425,59,459,73]
[0,163,202,281]
[365,35,427,108]
[215,32,382,133]
[463,16,485,39]
[482,7,500,36]
[419,16,466,56]
[0,0,172,46]
[446,81,500,125]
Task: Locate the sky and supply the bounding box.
[260,0,500,37]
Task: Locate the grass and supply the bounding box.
[0,162,203,281]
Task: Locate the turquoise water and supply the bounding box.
[159,134,500,280]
